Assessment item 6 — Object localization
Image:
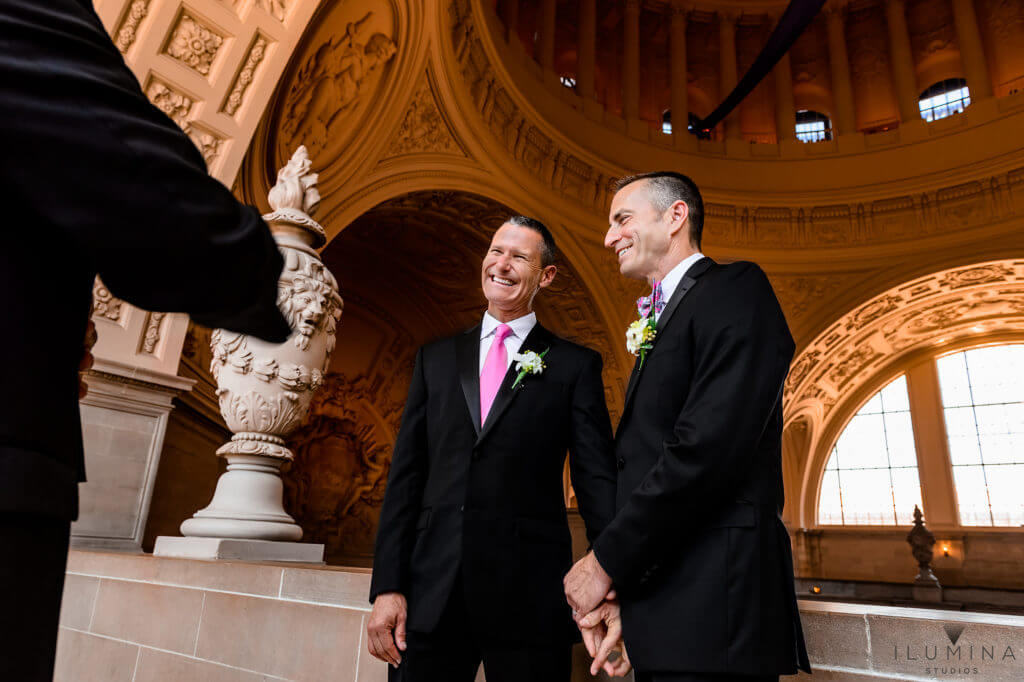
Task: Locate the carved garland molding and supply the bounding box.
[446,0,1024,249]
[784,260,1024,431]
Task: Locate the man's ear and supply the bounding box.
[665,200,690,239]
[538,264,557,289]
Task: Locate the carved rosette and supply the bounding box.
[209,146,341,460]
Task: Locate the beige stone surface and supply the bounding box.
[53,627,138,682]
[59,573,99,630]
[90,579,204,654]
[68,550,284,597]
[801,610,871,670]
[280,565,373,609]
[133,648,283,682]
[197,591,362,680]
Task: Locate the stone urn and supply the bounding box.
[180,146,342,542]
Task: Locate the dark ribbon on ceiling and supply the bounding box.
[691,0,828,137]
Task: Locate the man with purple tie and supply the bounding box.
[367,216,617,682]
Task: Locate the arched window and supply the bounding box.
[937,344,1024,526]
[919,78,971,122]
[795,110,832,143]
[662,109,672,135]
[818,376,923,525]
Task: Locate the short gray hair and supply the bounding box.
[614,172,704,249]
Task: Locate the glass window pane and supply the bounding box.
[891,467,924,525]
[818,470,843,524]
[880,376,910,411]
[986,464,1024,526]
[818,375,920,526]
[948,434,982,465]
[939,344,1024,526]
[884,412,917,468]
[839,469,896,524]
[953,465,991,525]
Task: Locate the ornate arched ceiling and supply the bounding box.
[783,258,1024,527]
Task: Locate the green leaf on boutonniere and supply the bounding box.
[511,347,549,389]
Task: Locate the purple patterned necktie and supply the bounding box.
[636,280,665,319]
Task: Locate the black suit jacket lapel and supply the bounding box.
[477,323,553,445]
[620,257,715,420]
[457,324,482,438]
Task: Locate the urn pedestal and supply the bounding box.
[155,147,340,563]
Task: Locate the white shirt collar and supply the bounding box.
[659,252,706,304]
[481,311,537,340]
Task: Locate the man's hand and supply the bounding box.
[564,550,612,615]
[79,319,97,399]
[366,592,408,668]
[578,599,632,677]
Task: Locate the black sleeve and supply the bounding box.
[0,0,289,342]
[592,264,795,586]
[369,347,429,602]
[568,349,618,545]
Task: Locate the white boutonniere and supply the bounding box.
[625,316,657,369]
[511,348,549,389]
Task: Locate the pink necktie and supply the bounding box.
[480,324,513,424]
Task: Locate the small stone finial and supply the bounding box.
[907,505,941,589]
[268,145,320,217]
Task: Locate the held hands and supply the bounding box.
[366,592,408,668]
[576,596,632,677]
[564,550,612,616]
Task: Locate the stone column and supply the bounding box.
[670,1,689,143]
[719,11,740,140]
[775,50,796,142]
[950,0,993,99]
[578,0,596,99]
[825,3,858,134]
[155,146,341,563]
[624,0,641,122]
[502,0,519,43]
[885,0,921,123]
[539,0,556,72]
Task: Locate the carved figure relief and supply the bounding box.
[282,12,397,151]
[384,79,462,158]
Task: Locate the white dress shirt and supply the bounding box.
[479,311,537,373]
[656,251,706,320]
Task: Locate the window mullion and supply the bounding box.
[906,359,960,528]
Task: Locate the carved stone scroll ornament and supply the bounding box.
[180,146,342,542]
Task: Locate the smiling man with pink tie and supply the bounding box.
[367,216,618,682]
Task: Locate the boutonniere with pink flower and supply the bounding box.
[626,280,665,369]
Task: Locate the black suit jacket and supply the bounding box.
[0,0,289,520]
[592,258,811,675]
[370,321,617,645]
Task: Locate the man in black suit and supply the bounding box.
[367,216,617,682]
[0,1,291,679]
[564,172,810,681]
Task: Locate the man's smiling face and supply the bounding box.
[604,179,672,281]
[481,222,555,319]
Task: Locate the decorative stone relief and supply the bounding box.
[282,12,397,152]
[146,78,194,128]
[383,79,461,158]
[139,311,166,354]
[785,260,1024,429]
[184,123,224,166]
[165,12,224,76]
[255,0,288,22]
[223,36,269,116]
[114,0,152,54]
[92,278,123,322]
